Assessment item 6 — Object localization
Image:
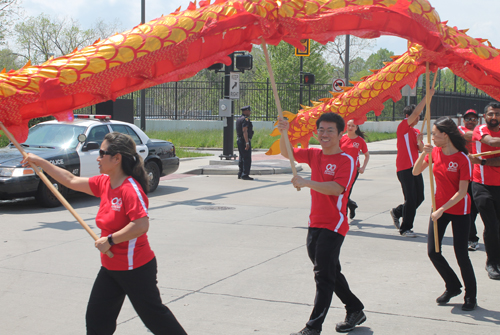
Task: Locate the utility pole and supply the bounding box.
[140,0,146,130]
[344,35,350,86]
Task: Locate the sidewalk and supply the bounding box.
[168,138,398,178]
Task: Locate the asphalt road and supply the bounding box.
[1,150,499,334]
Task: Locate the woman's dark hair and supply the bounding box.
[104,132,149,193]
[316,112,345,134]
[433,117,468,154]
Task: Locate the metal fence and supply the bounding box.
[77,79,494,121]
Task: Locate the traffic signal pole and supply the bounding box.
[221,53,236,159]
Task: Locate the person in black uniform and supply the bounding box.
[236,105,254,180]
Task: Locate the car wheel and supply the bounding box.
[145,161,160,193]
[35,178,67,208]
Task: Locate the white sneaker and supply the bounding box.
[468,241,479,251]
[402,230,417,238]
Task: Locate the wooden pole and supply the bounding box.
[261,39,300,190]
[0,122,113,258]
[420,72,438,133]
[424,63,439,253]
[471,149,500,158]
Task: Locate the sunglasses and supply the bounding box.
[464,117,477,122]
[99,149,114,158]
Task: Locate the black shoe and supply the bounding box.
[349,203,358,219]
[238,174,241,179]
[486,264,500,280]
[290,327,321,335]
[335,310,366,333]
[436,289,462,304]
[390,208,400,230]
[462,297,477,311]
[241,175,254,180]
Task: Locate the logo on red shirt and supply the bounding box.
[447,161,458,173]
[111,197,123,212]
[325,164,337,176]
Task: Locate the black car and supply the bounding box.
[0,116,179,207]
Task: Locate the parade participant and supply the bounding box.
[413,117,477,311]
[278,113,365,335]
[22,132,187,335]
[236,105,254,180]
[470,101,500,280]
[390,89,435,237]
[458,109,480,251]
[340,119,370,219]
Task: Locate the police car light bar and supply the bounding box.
[74,114,111,120]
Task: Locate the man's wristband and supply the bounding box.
[107,234,115,246]
[481,159,487,166]
[246,142,249,145]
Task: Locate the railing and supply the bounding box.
[76,80,494,122]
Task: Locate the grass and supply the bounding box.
[0,129,397,158]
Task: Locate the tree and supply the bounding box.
[325,35,375,81]
[0,47,21,70]
[0,0,20,44]
[253,40,334,84]
[13,14,121,65]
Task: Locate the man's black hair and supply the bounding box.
[403,104,416,117]
[316,113,345,134]
[484,101,500,113]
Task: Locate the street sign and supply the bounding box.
[401,84,417,96]
[295,39,310,57]
[229,72,240,99]
[332,78,346,93]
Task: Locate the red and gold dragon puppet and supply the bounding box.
[1,0,500,145]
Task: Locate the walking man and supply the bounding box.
[278,113,366,335]
[390,89,435,237]
[470,101,500,280]
[236,105,254,180]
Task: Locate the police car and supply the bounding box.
[0,115,179,207]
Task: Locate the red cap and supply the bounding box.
[463,109,478,117]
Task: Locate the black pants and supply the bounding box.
[237,138,252,178]
[467,183,479,242]
[86,258,187,335]
[427,213,476,299]
[305,228,364,331]
[472,182,500,266]
[394,168,425,233]
[347,171,360,210]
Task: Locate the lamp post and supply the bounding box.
[140,0,146,130]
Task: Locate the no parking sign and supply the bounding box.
[332,78,346,92]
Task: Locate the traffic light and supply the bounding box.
[303,73,315,84]
[295,39,311,57]
[207,63,224,71]
[235,54,253,72]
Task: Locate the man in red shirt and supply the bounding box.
[457,109,480,251]
[390,90,434,237]
[278,113,365,335]
[470,102,500,280]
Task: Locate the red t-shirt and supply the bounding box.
[89,175,154,271]
[339,134,368,168]
[293,147,355,236]
[472,124,500,186]
[425,148,471,215]
[396,119,421,172]
[457,125,474,154]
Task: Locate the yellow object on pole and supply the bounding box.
[261,38,300,190]
[425,62,439,253]
[0,122,113,258]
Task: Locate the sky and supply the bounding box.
[18,0,500,57]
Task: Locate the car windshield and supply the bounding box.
[23,124,87,149]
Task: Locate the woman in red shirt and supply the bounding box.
[339,119,370,219]
[413,117,477,311]
[22,132,187,335]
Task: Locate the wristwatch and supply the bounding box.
[481,159,487,166]
[107,234,115,246]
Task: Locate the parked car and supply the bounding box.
[0,115,179,207]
